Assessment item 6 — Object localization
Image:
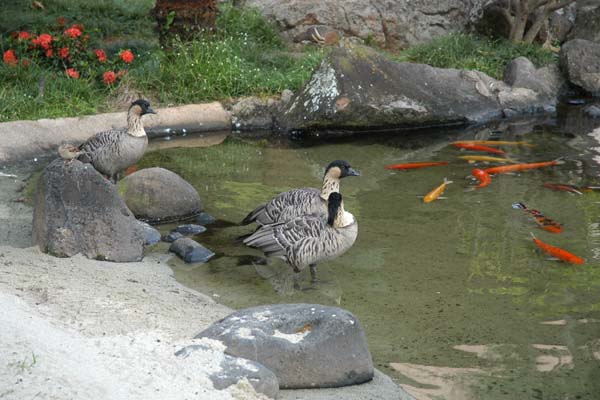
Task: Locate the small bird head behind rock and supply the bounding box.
[58,144,85,161]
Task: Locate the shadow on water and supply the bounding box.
[139,103,600,400]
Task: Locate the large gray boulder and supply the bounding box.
[276,45,561,134]
[503,57,565,100]
[568,1,600,43]
[175,344,279,398]
[117,167,202,223]
[195,303,374,389]
[560,39,600,96]
[33,159,145,262]
[242,0,485,50]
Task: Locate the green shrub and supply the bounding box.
[396,33,557,79]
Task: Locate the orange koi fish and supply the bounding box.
[424,178,452,203]
[453,143,506,154]
[385,161,449,170]
[530,233,584,265]
[484,159,563,175]
[472,169,492,188]
[512,202,563,233]
[543,183,583,195]
[452,140,535,147]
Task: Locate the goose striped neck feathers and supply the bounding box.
[126,99,156,137]
[320,160,360,200]
[327,192,354,228]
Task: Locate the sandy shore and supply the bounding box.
[0,164,415,400]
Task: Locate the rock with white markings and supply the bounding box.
[175,344,279,398]
[195,303,374,389]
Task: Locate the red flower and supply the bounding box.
[120,49,134,64]
[17,31,31,40]
[3,50,18,66]
[64,26,82,38]
[65,68,80,79]
[57,17,68,27]
[45,48,54,58]
[94,49,107,63]
[21,59,31,68]
[103,71,116,85]
[71,24,84,32]
[117,69,127,78]
[59,47,70,59]
[83,34,89,42]
[32,33,53,49]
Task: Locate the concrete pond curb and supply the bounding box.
[0,102,231,165]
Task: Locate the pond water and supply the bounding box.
[141,107,600,399]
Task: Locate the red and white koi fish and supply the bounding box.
[512,202,563,233]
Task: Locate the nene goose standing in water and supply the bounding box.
[243,192,357,282]
[242,160,360,226]
[77,99,156,183]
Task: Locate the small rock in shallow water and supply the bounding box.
[196,212,216,225]
[174,224,206,235]
[169,238,215,263]
[137,221,161,246]
[162,231,184,243]
[567,98,586,105]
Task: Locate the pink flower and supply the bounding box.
[3,50,18,66]
[103,70,116,85]
[59,47,70,59]
[120,49,134,64]
[94,49,107,63]
[17,31,31,40]
[45,48,54,58]
[65,68,80,79]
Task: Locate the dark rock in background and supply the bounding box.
[560,39,600,97]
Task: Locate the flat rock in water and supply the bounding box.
[174,224,206,235]
[195,303,374,389]
[162,231,184,243]
[117,167,202,223]
[169,238,215,263]
[32,159,145,262]
[175,344,279,399]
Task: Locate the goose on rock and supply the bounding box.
[78,99,156,183]
[243,192,358,282]
[242,160,359,226]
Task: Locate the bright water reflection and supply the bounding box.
[141,112,600,399]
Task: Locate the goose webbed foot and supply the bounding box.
[310,264,319,283]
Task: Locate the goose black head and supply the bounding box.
[324,160,360,179]
[130,99,156,116]
[327,192,343,226]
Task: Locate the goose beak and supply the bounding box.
[146,107,157,115]
[347,167,360,177]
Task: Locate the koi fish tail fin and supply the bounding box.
[444,178,454,185]
[529,232,537,240]
[512,202,527,210]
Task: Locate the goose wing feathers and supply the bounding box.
[243,215,351,270]
[77,129,124,163]
[242,187,324,225]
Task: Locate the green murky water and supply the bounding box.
[141,115,600,399]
